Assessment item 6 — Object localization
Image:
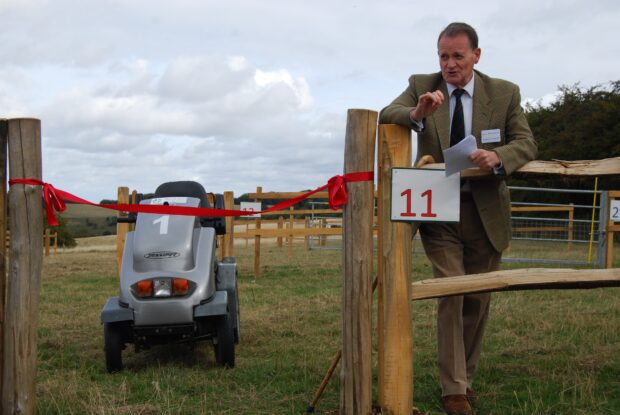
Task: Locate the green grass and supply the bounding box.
[36,240,620,414]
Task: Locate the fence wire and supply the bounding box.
[307,187,610,267]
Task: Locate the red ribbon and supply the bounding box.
[9,171,374,226]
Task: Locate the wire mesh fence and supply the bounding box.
[306,186,612,267]
[504,186,605,267]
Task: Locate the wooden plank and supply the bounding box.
[236,228,342,238]
[3,118,43,415]
[377,124,413,413]
[340,109,376,415]
[411,268,620,301]
[248,190,379,200]
[248,191,330,199]
[420,157,620,177]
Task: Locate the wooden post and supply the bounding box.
[254,187,262,279]
[320,218,327,246]
[130,190,138,232]
[288,206,294,257]
[304,217,310,251]
[223,191,235,258]
[2,118,44,414]
[116,187,130,276]
[377,124,413,414]
[277,216,284,247]
[44,228,51,257]
[0,119,7,405]
[340,109,377,415]
[52,232,58,254]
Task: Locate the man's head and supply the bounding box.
[437,22,481,88]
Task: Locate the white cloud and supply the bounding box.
[29,52,340,201]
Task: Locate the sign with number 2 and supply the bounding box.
[391,168,460,222]
[611,199,620,222]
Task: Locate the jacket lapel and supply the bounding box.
[433,81,450,150]
[472,71,492,143]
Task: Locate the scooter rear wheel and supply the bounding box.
[214,312,235,368]
[104,322,124,373]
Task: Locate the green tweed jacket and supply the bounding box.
[379,70,537,251]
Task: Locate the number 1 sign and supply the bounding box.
[391,168,460,223]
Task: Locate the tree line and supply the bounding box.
[509,81,620,206]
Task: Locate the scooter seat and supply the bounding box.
[154,181,210,208]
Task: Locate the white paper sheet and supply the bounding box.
[442,134,478,176]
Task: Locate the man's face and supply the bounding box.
[438,33,481,88]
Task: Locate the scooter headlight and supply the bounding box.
[131,278,195,298]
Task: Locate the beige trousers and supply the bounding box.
[419,197,501,396]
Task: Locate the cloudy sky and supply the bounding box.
[1,0,618,202]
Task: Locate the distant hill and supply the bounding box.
[60,203,117,237]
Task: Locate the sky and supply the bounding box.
[1,0,619,202]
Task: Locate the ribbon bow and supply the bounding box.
[327,171,375,210]
[9,178,67,226]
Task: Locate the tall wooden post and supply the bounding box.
[340,109,377,415]
[254,187,262,279]
[377,124,413,414]
[304,217,310,251]
[288,206,294,257]
[223,191,235,258]
[44,228,51,257]
[130,190,138,232]
[277,216,284,247]
[0,119,8,403]
[2,118,43,415]
[116,187,130,275]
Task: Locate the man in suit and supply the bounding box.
[379,22,537,415]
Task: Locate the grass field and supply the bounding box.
[36,237,620,414]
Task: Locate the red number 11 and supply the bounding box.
[400,188,437,218]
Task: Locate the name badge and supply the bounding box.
[481,129,501,143]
